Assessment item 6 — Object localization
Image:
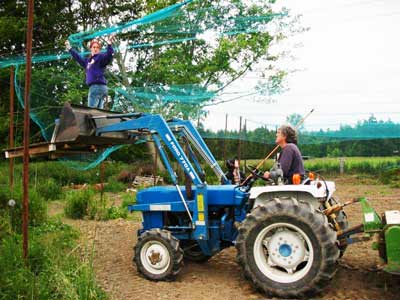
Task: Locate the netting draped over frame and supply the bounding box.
[1,0,399,170]
[1,0,289,169]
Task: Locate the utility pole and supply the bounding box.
[238,116,242,163]
[223,114,228,163]
[243,119,247,171]
[9,66,15,192]
[22,0,35,260]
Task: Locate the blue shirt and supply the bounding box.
[69,45,114,86]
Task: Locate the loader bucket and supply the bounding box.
[55,102,134,145]
[4,102,140,159]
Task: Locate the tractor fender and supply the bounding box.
[249,181,336,209]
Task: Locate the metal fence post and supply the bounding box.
[9,66,15,192]
[22,0,35,260]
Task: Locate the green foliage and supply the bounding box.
[0,220,106,300]
[379,167,400,188]
[0,161,127,187]
[240,157,400,178]
[286,113,304,131]
[121,192,136,208]
[110,143,150,164]
[28,190,48,227]
[64,189,95,220]
[327,147,342,158]
[36,178,64,201]
[0,215,11,241]
[303,157,400,175]
[64,188,131,220]
[0,0,293,152]
[303,115,400,141]
[201,117,400,159]
[0,186,47,230]
[103,206,128,220]
[103,177,126,193]
[95,192,138,221]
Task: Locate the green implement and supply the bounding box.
[359,198,400,274]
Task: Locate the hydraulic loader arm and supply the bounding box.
[96,113,203,185]
[96,113,210,240]
[168,118,228,183]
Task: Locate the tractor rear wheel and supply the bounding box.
[236,198,339,298]
[133,229,183,281]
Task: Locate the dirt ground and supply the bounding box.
[59,177,400,300]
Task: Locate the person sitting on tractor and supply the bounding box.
[224,158,245,185]
[264,125,305,184]
[65,35,115,109]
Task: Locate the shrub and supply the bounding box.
[103,177,126,192]
[0,215,11,241]
[64,189,95,219]
[121,192,136,209]
[36,178,63,201]
[0,184,12,208]
[1,187,48,230]
[28,190,48,227]
[380,167,400,187]
[103,206,128,220]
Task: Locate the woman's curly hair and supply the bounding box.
[279,125,298,144]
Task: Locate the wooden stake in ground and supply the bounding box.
[22,0,35,260]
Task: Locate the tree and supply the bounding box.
[0,0,79,146]
[0,0,300,166]
[286,113,304,131]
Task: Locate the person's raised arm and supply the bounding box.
[65,40,86,68]
[99,35,115,66]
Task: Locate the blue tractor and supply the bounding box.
[88,106,343,298]
[5,103,399,298]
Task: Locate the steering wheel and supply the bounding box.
[246,165,266,180]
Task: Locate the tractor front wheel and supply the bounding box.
[134,229,183,281]
[236,198,339,298]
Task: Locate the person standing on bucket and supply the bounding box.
[65,35,115,109]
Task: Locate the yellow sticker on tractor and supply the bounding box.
[198,212,205,221]
[197,193,204,212]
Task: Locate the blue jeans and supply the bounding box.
[88,84,108,109]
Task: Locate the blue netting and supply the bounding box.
[0,0,294,169]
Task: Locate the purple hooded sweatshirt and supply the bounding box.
[278,143,305,183]
[69,45,114,86]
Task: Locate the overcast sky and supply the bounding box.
[203,0,400,131]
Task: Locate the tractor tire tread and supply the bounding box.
[236,197,339,299]
[133,229,184,281]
